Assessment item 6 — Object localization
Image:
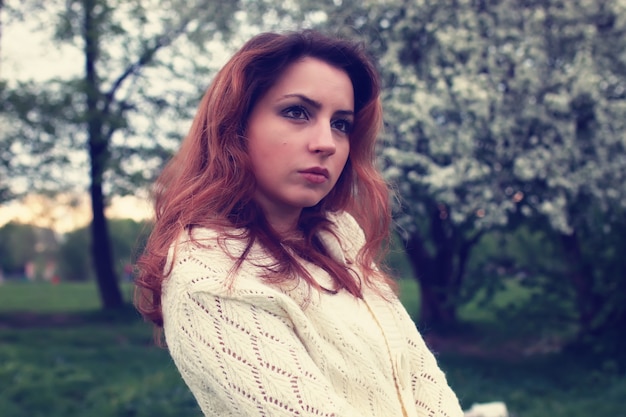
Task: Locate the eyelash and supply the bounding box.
[282,105,353,134]
[282,105,309,120]
[332,119,353,134]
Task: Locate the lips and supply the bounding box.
[299,167,330,184]
[299,167,329,178]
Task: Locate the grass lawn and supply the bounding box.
[0,281,624,417]
[0,282,201,417]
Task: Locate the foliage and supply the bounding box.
[0,218,148,283]
[306,0,626,333]
[562,214,626,357]
[376,0,626,231]
[464,213,626,352]
[463,226,579,344]
[56,219,150,282]
[57,228,93,282]
[108,218,151,272]
[0,223,38,276]
[0,222,57,277]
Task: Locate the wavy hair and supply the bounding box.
[135,30,393,327]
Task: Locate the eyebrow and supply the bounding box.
[282,93,354,117]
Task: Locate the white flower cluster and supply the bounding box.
[376,0,626,235]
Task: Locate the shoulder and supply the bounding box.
[163,226,270,296]
[167,227,241,273]
[327,210,362,235]
[162,228,301,332]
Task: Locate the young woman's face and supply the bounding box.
[246,57,354,225]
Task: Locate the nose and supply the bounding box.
[308,122,336,155]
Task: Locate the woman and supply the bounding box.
[135,30,463,417]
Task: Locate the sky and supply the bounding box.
[0,194,152,233]
[1,12,81,81]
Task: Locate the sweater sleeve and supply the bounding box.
[162,241,364,417]
[410,334,464,416]
[398,306,463,417]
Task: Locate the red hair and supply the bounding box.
[135,30,393,327]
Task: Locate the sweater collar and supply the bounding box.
[316,228,347,266]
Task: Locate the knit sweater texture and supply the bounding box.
[162,211,463,417]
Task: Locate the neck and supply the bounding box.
[253,196,302,235]
[265,211,300,235]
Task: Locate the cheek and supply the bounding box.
[247,144,273,182]
[337,143,350,169]
[247,131,274,164]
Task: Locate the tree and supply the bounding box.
[0,222,38,276]
[108,218,151,276]
[0,221,58,278]
[57,218,149,282]
[57,226,93,282]
[309,0,509,327]
[377,0,626,332]
[313,0,626,332]
[1,0,241,307]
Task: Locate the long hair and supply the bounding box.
[135,30,392,327]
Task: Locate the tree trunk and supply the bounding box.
[417,278,457,328]
[84,0,123,309]
[89,173,123,308]
[404,222,458,329]
[560,232,600,335]
[402,204,482,329]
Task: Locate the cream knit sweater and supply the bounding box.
[162,212,463,417]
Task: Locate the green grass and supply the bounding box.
[0,281,624,417]
[0,281,135,312]
[442,351,626,417]
[397,277,421,319]
[0,281,202,417]
[0,322,201,417]
[396,279,626,417]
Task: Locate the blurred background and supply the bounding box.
[1,0,625,416]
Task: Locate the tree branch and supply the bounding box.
[102,13,197,111]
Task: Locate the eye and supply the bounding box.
[331,118,353,134]
[282,105,309,120]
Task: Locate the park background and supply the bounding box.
[1,0,625,416]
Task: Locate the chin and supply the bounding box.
[287,191,331,210]
[300,201,323,209]
[295,197,325,209]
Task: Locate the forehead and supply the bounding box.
[265,57,355,109]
